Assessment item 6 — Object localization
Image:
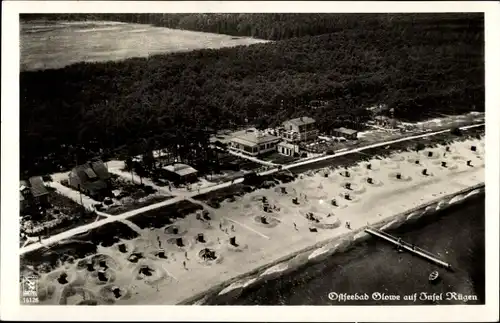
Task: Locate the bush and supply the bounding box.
[42,174,53,182]
[326,149,335,155]
[415,143,425,151]
[450,127,462,136]
[301,152,308,158]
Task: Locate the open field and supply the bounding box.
[21,20,268,71]
[20,133,484,305]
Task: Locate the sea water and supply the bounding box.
[209,192,485,305]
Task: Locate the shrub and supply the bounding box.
[415,143,425,151]
[450,127,462,136]
[326,149,335,155]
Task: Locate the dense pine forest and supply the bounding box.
[22,13,481,41]
[20,13,411,40]
[20,13,484,176]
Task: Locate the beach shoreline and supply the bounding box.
[179,182,485,305]
[21,136,485,306]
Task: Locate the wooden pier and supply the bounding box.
[365,227,452,270]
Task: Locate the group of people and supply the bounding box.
[219,221,235,234]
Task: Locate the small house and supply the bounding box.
[333,127,358,140]
[161,163,198,184]
[278,141,299,157]
[29,176,50,204]
[19,177,50,210]
[68,160,112,200]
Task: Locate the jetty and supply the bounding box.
[365,227,452,270]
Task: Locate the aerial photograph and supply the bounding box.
[18,12,485,306]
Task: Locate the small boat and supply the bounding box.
[428,270,440,283]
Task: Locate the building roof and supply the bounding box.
[284,117,316,127]
[71,164,92,179]
[163,163,198,177]
[334,127,358,135]
[230,128,280,147]
[84,167,98,179]
[91,161,110,180]
[28,176,49,197]
[72,160,110,182]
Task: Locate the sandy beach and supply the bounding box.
[22,136,484,305]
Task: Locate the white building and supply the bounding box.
[277,141,299,157]
[229,128,281,156]
[280,117,319,143]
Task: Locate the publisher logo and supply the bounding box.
[22,275,39,304]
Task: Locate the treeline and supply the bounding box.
[21,13,481,41]
[20,14,484,176]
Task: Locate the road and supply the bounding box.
[19,123,484,256]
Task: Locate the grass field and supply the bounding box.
[20,20,269,71]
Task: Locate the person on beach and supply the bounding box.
[184,251,188,259]
[231,225,235,232]
[293,222,297,230]
[396,238,403,252]
[38,236,42,243]
[219,222,223,230]
[217,237,220,244]
[183,261,187,269]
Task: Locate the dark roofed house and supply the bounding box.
[68,160,112,201]
[333,127,358,140]
[29,176,49,198]
[19,177,50,210]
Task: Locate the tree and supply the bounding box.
[19,13,484,176]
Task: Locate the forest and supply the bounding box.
[21,13,480,41]
[20,13,484,177]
